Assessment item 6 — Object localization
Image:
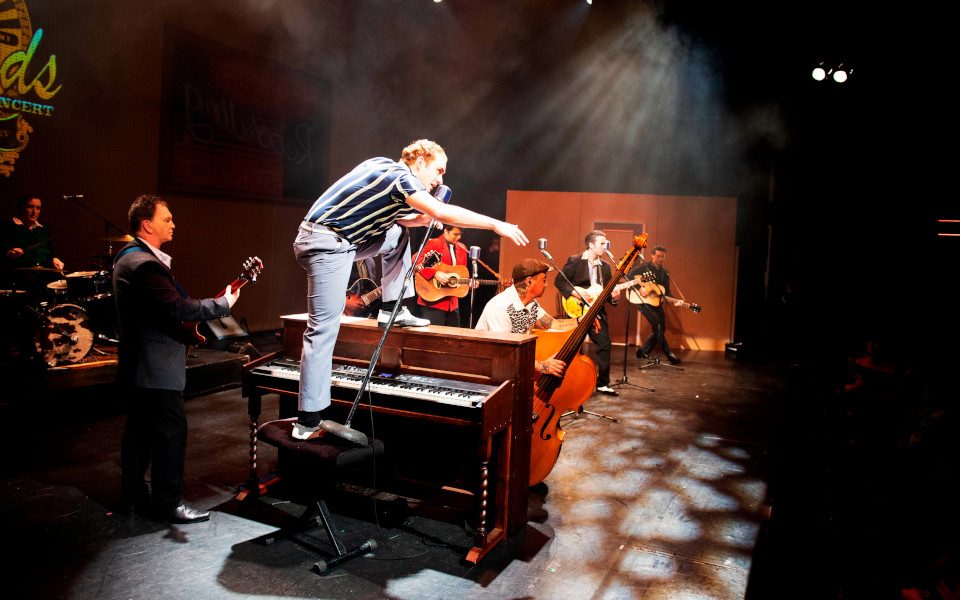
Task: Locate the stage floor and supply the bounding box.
[1,348,803,599]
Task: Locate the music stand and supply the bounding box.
[612,301,655,392]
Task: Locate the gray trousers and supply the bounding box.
[293,222,413,412]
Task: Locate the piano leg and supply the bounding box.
[467,437,506,563]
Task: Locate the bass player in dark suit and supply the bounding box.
[112,194,240,523]
[555,230,620,396]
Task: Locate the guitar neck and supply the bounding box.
[361,287,383,305]
[215,276,250,298]
[663,295,694,309]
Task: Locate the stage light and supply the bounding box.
[812,62,852,83]
[587,0,593,4]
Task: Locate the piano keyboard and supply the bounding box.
[250,358,496,408]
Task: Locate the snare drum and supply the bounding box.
[46,279,68,304]
[65,270,110,303]
[34,303,94,367]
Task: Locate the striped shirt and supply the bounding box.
[303,157,423,245]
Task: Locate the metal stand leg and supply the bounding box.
[611,305,654,392]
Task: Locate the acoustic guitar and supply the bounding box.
[561,273,656,318]
[620,273,702,313]
[183,256,263,345]
[414,250,509,302]
[415,265,507,302]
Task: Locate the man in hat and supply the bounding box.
[475,257,566,377]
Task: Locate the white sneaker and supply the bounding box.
[378,307,429,328]
[291,422,324,440]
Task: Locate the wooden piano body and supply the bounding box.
[242,314,537,562]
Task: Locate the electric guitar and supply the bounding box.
[343,278,382,317]
[414,250,510,302]
[183,256,264,345]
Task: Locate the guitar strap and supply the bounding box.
[116,244,189,299]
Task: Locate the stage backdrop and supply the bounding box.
[158,26,330,202]
[503,191,737,352]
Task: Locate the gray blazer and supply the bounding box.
[112,240,230,391]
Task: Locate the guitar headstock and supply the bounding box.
[690,303,702,314]
[422,250,442,268]
[640,270,655,282]
[242,256,264,283]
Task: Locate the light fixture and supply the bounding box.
[811,61,853,83]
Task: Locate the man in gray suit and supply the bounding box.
[113,194,240,523]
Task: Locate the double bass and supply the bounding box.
[528,234,648,485]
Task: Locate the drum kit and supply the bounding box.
[3,263,118,368]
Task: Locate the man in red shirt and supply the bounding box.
[414,225,470,326]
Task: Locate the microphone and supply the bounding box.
[432,184,452,204]
[469,245,480,279]
[538,238,554,262]
[604,240,615,261]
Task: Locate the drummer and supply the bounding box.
[2,195,65,272]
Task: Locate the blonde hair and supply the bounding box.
[400,139,446,166]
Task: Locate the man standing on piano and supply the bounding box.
[475,258,567,378]
[293,139,529,440]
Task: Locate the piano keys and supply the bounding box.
[242,314,537,563]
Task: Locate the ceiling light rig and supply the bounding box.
[811,62,853,83]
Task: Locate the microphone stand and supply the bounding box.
[468,250,479,328]
[612,292,655,392]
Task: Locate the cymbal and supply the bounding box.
[102,234,134,242]
[14,266,63,273]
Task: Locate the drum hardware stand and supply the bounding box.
[61,194,129,265]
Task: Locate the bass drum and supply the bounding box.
[35,304,94,367]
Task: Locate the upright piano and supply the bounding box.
[242,314,537,562]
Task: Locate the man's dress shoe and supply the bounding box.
[167,503,210,524]
[665,353,682,365]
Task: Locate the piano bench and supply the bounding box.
[252,419,384,574]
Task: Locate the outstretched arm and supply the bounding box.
[405,191,528,247]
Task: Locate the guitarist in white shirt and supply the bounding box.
[627,245,682,364]
[555,230,621,396]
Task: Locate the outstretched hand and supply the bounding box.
[494,221,528,247]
